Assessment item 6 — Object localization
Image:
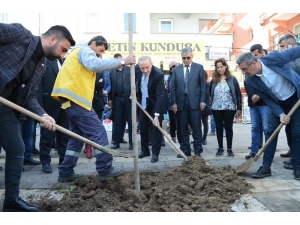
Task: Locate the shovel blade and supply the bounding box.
[236,158,255,174]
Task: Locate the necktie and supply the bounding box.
[142,75,148,109]
[184,65,190,94]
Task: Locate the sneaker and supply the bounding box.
[252,166,271,178]
[208,131,216,136]
[98,167,125,181]
[216,148,224,156]
[227,149,235,157]
[245,152,256,160]
[58,174,85,183]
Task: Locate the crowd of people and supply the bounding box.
[1,21,300,212]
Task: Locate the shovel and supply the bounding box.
[236,98,300,174]
[135,100,187,159]
[0,97,134,158]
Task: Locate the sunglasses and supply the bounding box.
[182,57,191,60]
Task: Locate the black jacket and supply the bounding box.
[92,73,105,112]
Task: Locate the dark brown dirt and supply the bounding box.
[40,156,253,212]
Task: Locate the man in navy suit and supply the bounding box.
[37,59,70,173]
[171,47,206,157]
[236,46,300,181]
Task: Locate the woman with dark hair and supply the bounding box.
[201,70,211,145]
[209,58,242,156]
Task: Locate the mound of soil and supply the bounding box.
[40,156,252,212]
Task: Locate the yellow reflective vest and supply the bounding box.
[51,48,96,110]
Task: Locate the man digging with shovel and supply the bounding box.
[236,46,300,181]
[51,35,136,182]
[0,23,75,212]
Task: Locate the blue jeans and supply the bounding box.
[263,93,300,168]
[250,106,269,154]
[19,116,34,160]
[210,114,216,133]
[0,103,24,201]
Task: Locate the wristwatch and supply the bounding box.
[121,60,125,66]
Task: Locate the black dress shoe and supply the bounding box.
[23,158,41,165]
[0,166,2,170]
[283,158,292,165]
[284,164,293,170]
[110,144,120,149]
[138,151,150,158]
[120,139,127,144]
[280,150,291,158]
[3,197,39,212]
[42,164,53,173]
[252,166,271,178]
[161,143,165,147]
[31,147,40,155]
[151,155,158,163]
[148,142,152,146]
[293,167,300,180]
[129,143,133,150]
[195,152,201,157]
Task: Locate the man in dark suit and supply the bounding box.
[171,47,206,157]
[136,56,167,163]
[237,46,300,181]
[108,53,133,150]
[0,23,75,212]
[37,58,70,173]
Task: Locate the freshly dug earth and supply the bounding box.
[40,156,252,212]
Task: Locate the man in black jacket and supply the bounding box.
[38,58,70,173]
[136,56,168,163]
[108,53,133,150]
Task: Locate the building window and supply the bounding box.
[159,19,173,33]
[295,23,300,37]
[124,13,136,32]
[248,29,253,40]
[86,13,101,33]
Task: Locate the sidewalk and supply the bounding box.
[0,123,300,212]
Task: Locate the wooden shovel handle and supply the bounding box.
[0,97,134,158]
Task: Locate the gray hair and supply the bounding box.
[236,52,257,65]
[138,56,152,64]
[181,47,193,55]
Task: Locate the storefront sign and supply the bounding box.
[105,41,205,60]
[209,47,230,60]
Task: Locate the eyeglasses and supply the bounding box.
[182,57,191,60]
[240,62,253,72]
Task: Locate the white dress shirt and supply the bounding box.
[256,60,295,101]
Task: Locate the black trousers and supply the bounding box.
[211,109,236,149]
[201,114,209,140]
[168,109,176,138]
[0,103,24,201]
[139,106,163,156]
[39,107,69,165]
